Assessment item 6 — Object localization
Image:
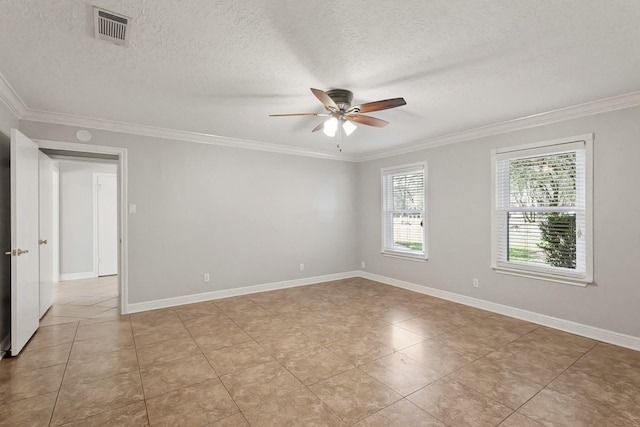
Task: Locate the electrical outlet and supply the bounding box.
[204,273,210,283]
[361,261,366,269]
[299,263,305,271]
[472,278,479,288]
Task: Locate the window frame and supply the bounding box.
[490,134,593,286]
[380,161,428,261]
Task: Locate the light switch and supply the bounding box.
[128,204,137,214]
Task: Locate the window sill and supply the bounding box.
[381,251,428,262]
[492,265,590,287]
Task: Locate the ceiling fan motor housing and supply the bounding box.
[326,89,353,111]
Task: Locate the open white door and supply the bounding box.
[96,173,118,276]
[39,151,54,318]
[9,129,40,355]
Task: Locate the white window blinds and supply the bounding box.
[381,162,427,259]
[493,138,592,283]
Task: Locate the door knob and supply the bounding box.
[17,249,29,255]
[39,239,48,245]
[4,250,16,256]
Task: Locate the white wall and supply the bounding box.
[357,106,640,338]
[58,160,117,278]
[0,101,19,353]
[19,122,359,304]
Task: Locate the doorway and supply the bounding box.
[39,155,121,325]
[36,140,129,318]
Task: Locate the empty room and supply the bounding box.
[1,1,639,426]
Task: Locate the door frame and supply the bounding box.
[35,139,129,314]
[93,172,118,279]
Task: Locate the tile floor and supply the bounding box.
[1,277,639,426]
[39,276,120,326]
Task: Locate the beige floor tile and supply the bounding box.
[61,401,149,426]
[484,340,578,384]
[146,378,238,426]
[70,333,135,362]
[278,344,354,385]
[572,343,640,387]
[0,390,57,426]
[74,318,132,341]
[365,325,426,351]
[399,339,476,375]
[0,364,65,404]
[407,377,512,427]
[449,358,545,409]
[548,367,640,423]
[429,327,510,359]
[136,335,200,367]
[204,413,250,426]
[353,399,446,427]
[520,388,636,426]
[309,368,402,424]
[326,336,394,366]
[499,412,545,426]
[191,324,253,351]
[514,327,597,358]
[140,353,216,398]
[23,322,78,350]
[51,371,144,425]
[64,347,139,385]
[220,360,304,410]
[394,316,457,339]
[204,340,273,376]
[243,388,345,426]
[39,315,85,326]
[1,342,72,372]
[360,352,442,396]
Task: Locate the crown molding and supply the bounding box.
[356,90,640,162]
[5,68,640,163]
[0,74,27,118]
[21,109,356,162]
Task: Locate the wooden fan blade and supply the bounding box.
[269,113,329,117]
[352,97,406,113]
[311,122,325,132]
[310,88,338,111]
[345,114,389,128]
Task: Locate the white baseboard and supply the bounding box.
[125,271,359,314]
[359,271,640,351]
[59,271,96,281]
[0,333,10,359]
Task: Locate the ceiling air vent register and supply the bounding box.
[93,7,130,46]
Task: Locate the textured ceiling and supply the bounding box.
[1,0,640,155]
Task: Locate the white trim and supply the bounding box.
[22,109,355,162]
[2,66,639,163]
[359,271,640,351]
[356,92,640,162]
[34,139,129,314]
[59,271,96,281]
[0,74,27,118]
[490,134,594,284]
[126,271,359,314]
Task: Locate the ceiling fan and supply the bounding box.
[269,88,406,138]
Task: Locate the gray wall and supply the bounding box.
[19,121,359,304]
[58,160,117,277]
[357,106,640,338]
[0,102,19,352]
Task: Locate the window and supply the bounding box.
[491,135,593,285]
[381,162,427,260]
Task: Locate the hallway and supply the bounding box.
[40,276,119,326]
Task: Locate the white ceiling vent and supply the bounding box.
[93,7,130,46]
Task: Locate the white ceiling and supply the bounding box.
[2,1,640,156]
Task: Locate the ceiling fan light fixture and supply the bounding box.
[342,120,357,136]
[323,117,338,137]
